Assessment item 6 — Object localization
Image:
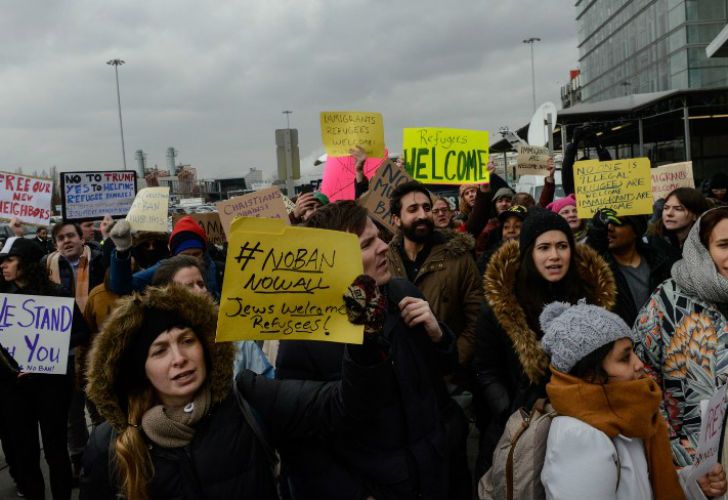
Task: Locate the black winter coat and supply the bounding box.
[276,278,463,500]
[472,242,616,469]
[80,359,389,500]
[586,228,677,327]
[40,246,105,297]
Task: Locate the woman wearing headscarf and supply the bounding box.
[635,206,728,468]
[541,301,723,499]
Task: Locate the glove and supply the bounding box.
[592,208,621,229]
[343,275,387,337]
[109,220,133,252]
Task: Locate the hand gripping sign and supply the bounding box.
[216,217,364,344]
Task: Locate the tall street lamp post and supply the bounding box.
[523,37,541,113]
[107,59,127,170]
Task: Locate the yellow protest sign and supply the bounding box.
[125,187,169,232]
[574,157,653,219]
[216,217,364,344]
[403,128,489,185]
[320,111,385,158]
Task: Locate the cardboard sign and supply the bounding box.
[216,187,289,237]
[216,217,364,344]
[403,128,489,185]
[360,160,413,232]
[61,170,137,221]
[0,172,53,225]
[320,111,385,158]
[574,158,653,219]
[686,385,728,499]
[0,293,74,375]
[172,213,226,246]
[651,161,694,201]
[125,187,170,232]
[516,145,551,177]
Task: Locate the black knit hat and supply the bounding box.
[620,215,648,239]
[519,207,575,253]
[0,237,44,263]
[116,307,195,399]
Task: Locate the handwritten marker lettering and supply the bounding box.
[216,217,364,345]
[235,241,264,271]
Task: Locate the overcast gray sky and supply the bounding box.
[0,0,578,180]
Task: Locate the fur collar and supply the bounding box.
[484,240,616,384]
[86,285,234,432]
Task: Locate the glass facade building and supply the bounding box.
[576,0,728,102]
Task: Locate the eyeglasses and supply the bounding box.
[432,208,451,215]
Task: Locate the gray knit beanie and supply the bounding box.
[540,299,636,372]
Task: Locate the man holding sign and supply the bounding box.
[0,237,89,500]
[271,201,470,499]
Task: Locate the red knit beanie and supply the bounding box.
[169,216,208,255]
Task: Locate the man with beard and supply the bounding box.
[387,181,483,368]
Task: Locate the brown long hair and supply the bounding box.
[114,387,155,500]
[653,187,710,239]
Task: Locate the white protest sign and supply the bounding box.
[0,293,75,375]
[686,384,728,499]
[215,187,289,237]
[516,145,551,177]
[651,161,695,201]
[126,187,170,232]
[0,172,53,225]
[61,170,137,221]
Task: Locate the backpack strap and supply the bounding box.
[611,438,621,490]
[233,382,279,470]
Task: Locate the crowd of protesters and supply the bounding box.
[1,130,728,499]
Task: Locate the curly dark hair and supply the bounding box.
[8,255,56,294]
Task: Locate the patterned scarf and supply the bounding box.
[672,208,728,304]
[343,275,387,337]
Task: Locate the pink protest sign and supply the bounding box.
[319,151,388,201]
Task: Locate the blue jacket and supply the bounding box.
[108,250,223,299]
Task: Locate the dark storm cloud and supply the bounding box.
[0,0,577,179]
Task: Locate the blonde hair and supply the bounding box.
[114,388,154,500]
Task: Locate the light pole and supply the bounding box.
[107,59,127,170]
[282,110,292,129]
[523,37,541,113]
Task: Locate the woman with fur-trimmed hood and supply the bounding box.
[80,285,390,500]
[472,208,616,478]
